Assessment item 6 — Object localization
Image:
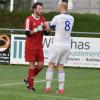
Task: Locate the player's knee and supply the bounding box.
[38,66,43,71]
[38,63,44,70]
[58,64,64,71]
[48,62,54,69]
[49,62,54,65]
[29,62,35,68]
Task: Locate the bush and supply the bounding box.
[0,11,100,33]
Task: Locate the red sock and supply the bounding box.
[34,65,40,77]
[27,68,35,89]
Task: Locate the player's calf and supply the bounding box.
[34,65,44,77]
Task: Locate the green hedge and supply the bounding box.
[0,11,100,33]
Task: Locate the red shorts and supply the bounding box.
[25,49,44,62]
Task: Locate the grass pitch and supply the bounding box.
[0,65,100,100]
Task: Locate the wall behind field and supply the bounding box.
[22,0,100,15]
[0,0,100,15]
[24,0,100,15]
[42,0,100,15]
[71,0,100,15]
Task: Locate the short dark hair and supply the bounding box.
[32,2,43,10]
[62,0,68,3]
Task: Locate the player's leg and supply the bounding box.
[56,64,65,94]
[34,49,44,77]
[45,62,54,93]
[34,62,44,77]
[24,49,36,92]
[56,48,70,94]
[45,46,57,93]
[26,62,36,91]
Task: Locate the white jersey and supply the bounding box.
[50,13,74,48]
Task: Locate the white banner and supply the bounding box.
[10,34,100,68]
[67,37,100,68]
[10,34,27,64]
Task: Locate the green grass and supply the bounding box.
[0,65,100,100]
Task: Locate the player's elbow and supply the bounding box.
[25,30,32,37]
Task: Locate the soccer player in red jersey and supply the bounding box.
[24,2,47,92]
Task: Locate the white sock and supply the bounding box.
[58,71,65,90]
[46,69,53,89]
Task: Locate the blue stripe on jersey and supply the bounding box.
[49,24,56,31]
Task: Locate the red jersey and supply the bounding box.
[25,14,46,50]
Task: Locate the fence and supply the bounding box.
[0,28,100,68]
[0,0,100,15]
[0,28,100,35]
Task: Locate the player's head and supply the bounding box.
[58,2,68,13]
[32,2,43,16]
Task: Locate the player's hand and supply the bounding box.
[44,21,51,32]
[33,25,43,33]
[44,21,50,27]
[31,25,43,34]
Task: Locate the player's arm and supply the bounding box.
[25,18,32,37]
[43,29,50,35]
[25,27,42,37]
[25,30,32,37]
[25,18,43,37]
[43,21,51,35]
[31,24,43,34]
[42,17,50,35]
[43,20,56,35]
[47,16,57,31]
[49,22,56,31]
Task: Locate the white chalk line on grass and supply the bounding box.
[0,79,58,87]
[0,80,46,87]
[0,79,87,100]
[40,95,86,100]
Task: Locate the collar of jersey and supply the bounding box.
[63,13,68,14]
[32,14,40,20]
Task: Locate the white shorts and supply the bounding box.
[48,45,70,65]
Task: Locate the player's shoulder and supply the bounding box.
[58,13,74,19]
[52,15,59,20]
[67,14,74,20]
[27,15,32,18]
[26,15,33,20]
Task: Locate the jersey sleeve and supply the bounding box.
[25,17,31,31]
[49,16,57,31]
[24,17,32,37]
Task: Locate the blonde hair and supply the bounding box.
[58,2,68,10]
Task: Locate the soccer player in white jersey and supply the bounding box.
[45,1,74,94]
